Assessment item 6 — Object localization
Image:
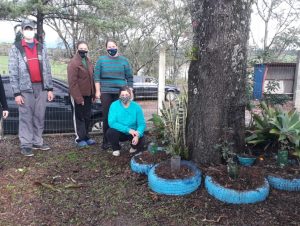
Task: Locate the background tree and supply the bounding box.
[155,0,192,81]
[187,0,252,164]
[252,0,300,62]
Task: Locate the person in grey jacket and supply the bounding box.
[8,19,54,157]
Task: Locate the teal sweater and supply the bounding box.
[93,55,133,94]
[108,100,146,137]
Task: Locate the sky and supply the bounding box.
[0,18,264,49]
[0,3,298,50]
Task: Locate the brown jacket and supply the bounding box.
[67,53,95,104]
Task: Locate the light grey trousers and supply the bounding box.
[18,83,48,148]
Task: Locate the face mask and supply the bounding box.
[119,96,130,104]
[78,50,88,58]
[23,30,35,40]
[107,48,118,56]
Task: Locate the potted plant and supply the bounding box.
[130,113,170,175]
[147,92,202,196]
[160,93,189,171]
[237,144,256,166]
[204,127,270,204]
[246,101,300,191]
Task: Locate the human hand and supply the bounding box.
[48,91,54,101]
[129,129,139,137]
[81,101,84,106]
[2,110,9,119]
[132,136,139,145]
[15,95,24,105]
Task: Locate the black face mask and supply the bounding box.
[78,50,88,58]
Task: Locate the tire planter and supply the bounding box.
[205,176,270,204]
[267,175,300,191]
[130,152,154,175]
[148,160,202,196]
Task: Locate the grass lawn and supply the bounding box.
[0,55,67,81]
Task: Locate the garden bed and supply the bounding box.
[204,165,266,190]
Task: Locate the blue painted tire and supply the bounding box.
[148,160,201,196]
[130,152,155,175]
[267,175,300,191]
[205,176,270,204]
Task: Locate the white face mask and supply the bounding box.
[23,30,35,40]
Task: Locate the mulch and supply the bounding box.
[0,134,300,226]
[155,160,194,179]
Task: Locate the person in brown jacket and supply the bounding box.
[67,41,96,148]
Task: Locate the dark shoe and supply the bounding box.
[32,144,51,151]
[21,147,34,157]
[86,138,96,146]
[77,140,88,149]
[101,143,110,150]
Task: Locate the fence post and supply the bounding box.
[293,51,300,111]
[158,46,166,115]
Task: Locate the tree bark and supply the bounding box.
[187,0,252,164]
[36,11,44,43]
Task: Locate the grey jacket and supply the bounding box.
[8,40,53,96]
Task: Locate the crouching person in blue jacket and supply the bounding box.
[106,86,146,156]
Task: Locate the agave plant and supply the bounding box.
[246,101,300,158]
[246,101,280,149]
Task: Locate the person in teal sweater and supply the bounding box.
[107,86,146,157]
[94,40,134,150]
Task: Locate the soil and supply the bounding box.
[155,160,194,179]
[134,150,170,164]
[259,155,300,179]
[0,134,300,226]
[205,165,266,190]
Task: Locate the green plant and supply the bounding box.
[263,80,290,106]
[246,101,300,159]
[215,129,236,164]
[148,113,168,146]
[160,92,188,159]
[246,101,281,150]
[214,128,239,179]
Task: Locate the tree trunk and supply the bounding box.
[36,11,44,43]
[187,0,252,164]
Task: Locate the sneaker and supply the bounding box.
[101,142,110,150]
[112,150,120,157]
[86,139,96,146]
[21,147,34,157]
[32,144,51,151]
[77,140,88,148]
[129,147,137,154]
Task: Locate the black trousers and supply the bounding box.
[71,96,92,142]
[106,128,145,151]
[101,93,119,144]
